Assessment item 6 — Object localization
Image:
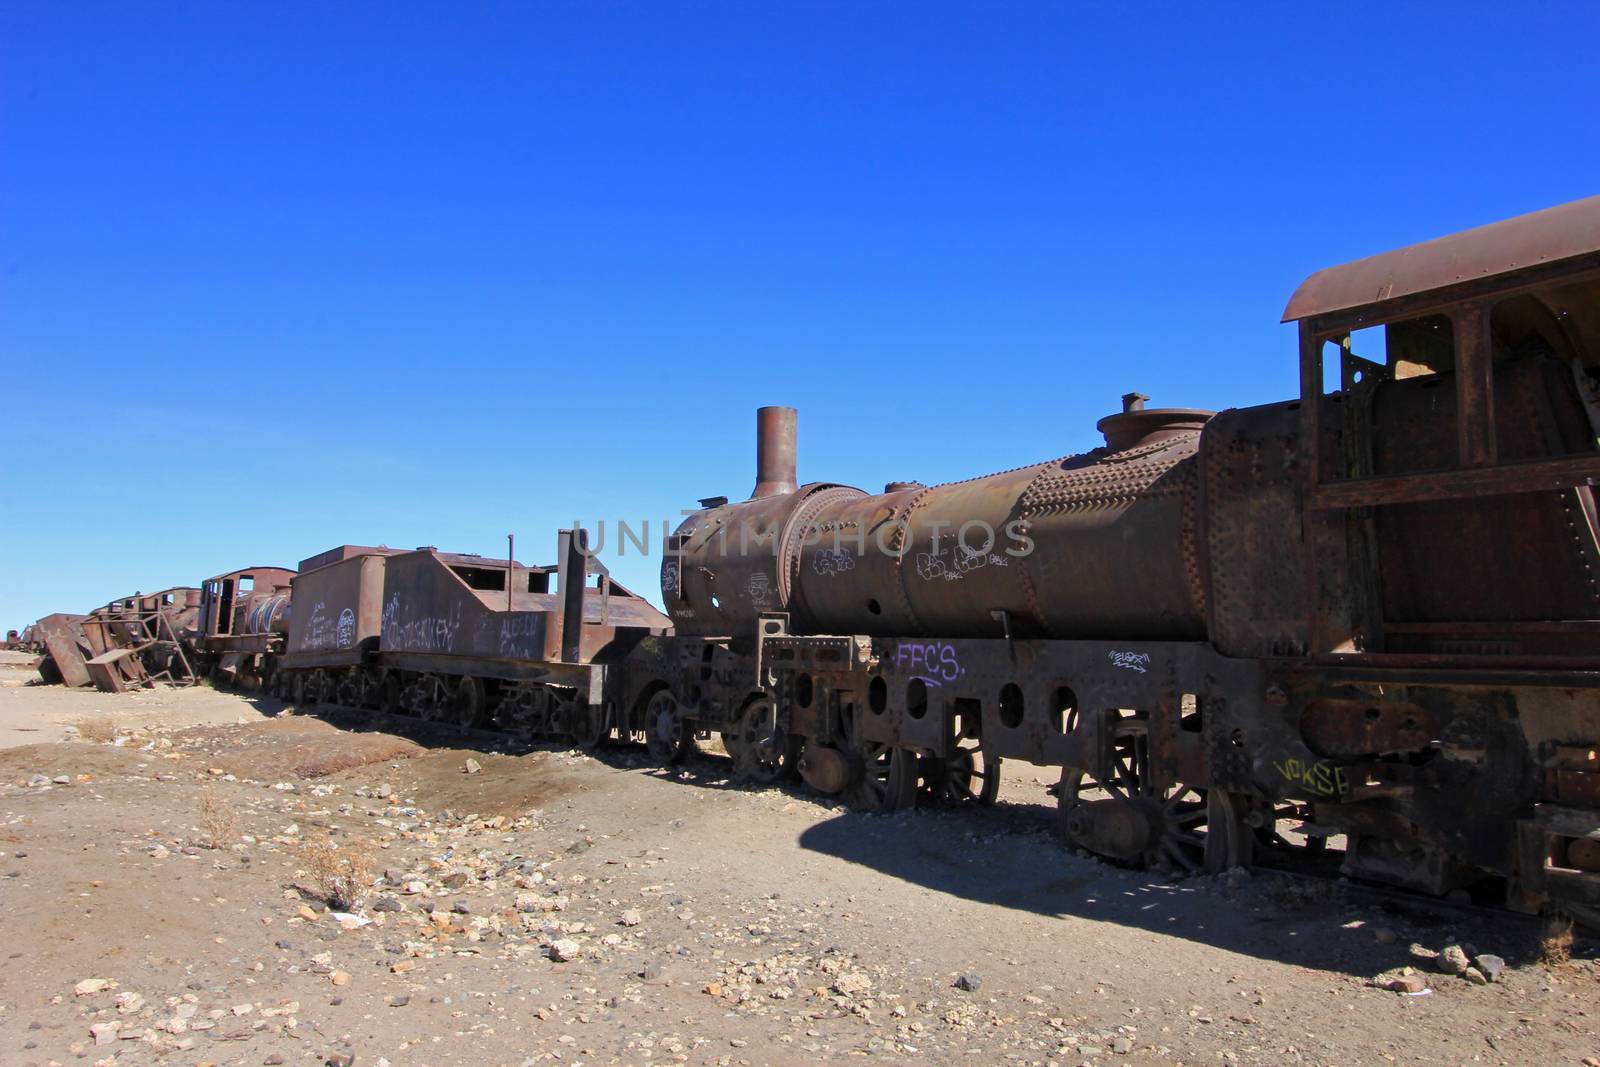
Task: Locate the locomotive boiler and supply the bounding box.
[665,400,1212,643]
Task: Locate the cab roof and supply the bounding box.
[1282,194,1600,324]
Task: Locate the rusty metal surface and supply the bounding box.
[751,405,798,499]
[379,538,669,666]
[287,550,390,659]
[666,482,866,640]
[36,613,93,687]
[297,544,404,573]
[788,431,1209,642]
[1282,194,1600,323]
[84,647,147,693]
[200,567,295,639]
[1200,400,1314,658]
[672,401,1211,644]
[1372,356,1600,650]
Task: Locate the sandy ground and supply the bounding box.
[2,669,1599,1067]
[0,651,272,748]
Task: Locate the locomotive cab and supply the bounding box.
[1259,195,1600,910]
[1282,195,1600,663]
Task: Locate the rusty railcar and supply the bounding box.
[278,535,670,740]
[620,196,1600,919]
[78,587,201,692]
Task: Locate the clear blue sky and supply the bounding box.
[3,2,1597,627]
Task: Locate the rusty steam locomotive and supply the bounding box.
[25,194,1600,920]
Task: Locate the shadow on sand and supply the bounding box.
[233,690,1558,978]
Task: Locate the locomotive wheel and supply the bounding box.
[291,672,307,706]
[1058,715,1236,874]
[923,711,1001,805]
[573,702,610,751]
[644,691,693,764]
[733,697,796,785]
[336,669,366,710]
[846,743,918,813]
[1205,790,1255,873]
[452,676,485,729]
[413,675,449,721]
[923,747,1003,805]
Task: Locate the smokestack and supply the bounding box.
[751,406,798,498]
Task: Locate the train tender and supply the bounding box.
[276,536,670,741]
[622,195,1600,919]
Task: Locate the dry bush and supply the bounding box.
[296,835,377,911]
[1259,872,1346,912]
[1542,911,1575,966]
[198,790,238,850]
[74,717,119,743]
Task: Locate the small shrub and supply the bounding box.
[296,835,376,911]
[75,718,119,743]
[1541,911,1574,966]
[198,790,238,850]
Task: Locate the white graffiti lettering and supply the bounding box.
[1108,650,1151,674]
[381,594,463,653]
[335,608,355,649]
[302,601,335,651]
[812,548,855,577]
[914,544,1007,582]
[498,612,543,659]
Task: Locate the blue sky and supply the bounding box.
[2,2,1597,626]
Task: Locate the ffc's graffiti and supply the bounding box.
[891,641,965,687]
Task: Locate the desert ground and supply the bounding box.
[2,649,1599,1067]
